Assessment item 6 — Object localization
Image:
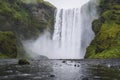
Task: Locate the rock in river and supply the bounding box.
[18,59,30,65]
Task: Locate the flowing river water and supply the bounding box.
[0,59,120,80]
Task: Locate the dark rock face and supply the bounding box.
[62,60,66,63]
[82,77,89,80]
[50,74,55,77]
[18,59,30,65]
[85,0,120,58]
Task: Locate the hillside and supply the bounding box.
[85,0,120,58]
[0,0,55,58]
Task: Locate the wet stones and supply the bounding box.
[18,59,30,65]
[82,77,89,80]
[74,64,80,67]
[74,64,77,67]
[62,60,66,63]
[50,74,55,77]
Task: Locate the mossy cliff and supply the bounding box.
[0,31,17,58]
[0,0,55,58]
[85,0,120,58]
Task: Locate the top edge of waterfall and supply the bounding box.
[44,0,90,9]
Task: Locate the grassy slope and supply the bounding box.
[0,31,17,58]
[0,0,55,58]
[85,0,120,58]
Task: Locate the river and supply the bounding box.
[0,59,120,80]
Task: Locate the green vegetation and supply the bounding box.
[85,0,120,59]
[21,0,55,9]
[21,0,43,4]
[0,0,55,58]
[0,0,55,39]
[0,31,17,58]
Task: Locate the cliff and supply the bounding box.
[85,0,120,58]
[0,0,55,58]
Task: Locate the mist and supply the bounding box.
[44,0,90,9]
[23,31,78,59]
[23,0,99,59]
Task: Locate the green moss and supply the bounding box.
[0,0,55,39]
[42,1,56,9]
[21,0,43,4]
[89,49,120,59]
[86,22,120,58]
[0,53,10,58]
[85,0,120,59]
[18,58,30,65]
[0,0,55,58]
[92,19,102,34]
[0,31,17,58]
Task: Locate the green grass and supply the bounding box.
[0,31,17,58]
[85,0,120,59]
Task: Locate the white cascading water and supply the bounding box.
[53,8,83,59]
[23,0,99,59]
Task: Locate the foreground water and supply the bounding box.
[0,59,120,80]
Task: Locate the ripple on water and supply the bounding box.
[0,59,120,80]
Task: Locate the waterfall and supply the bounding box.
[23,0,99,59]
[53,8,83,59]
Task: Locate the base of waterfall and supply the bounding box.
[23,0,99,59]
[0,59,120,80]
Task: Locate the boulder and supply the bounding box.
[18,59,30,65]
